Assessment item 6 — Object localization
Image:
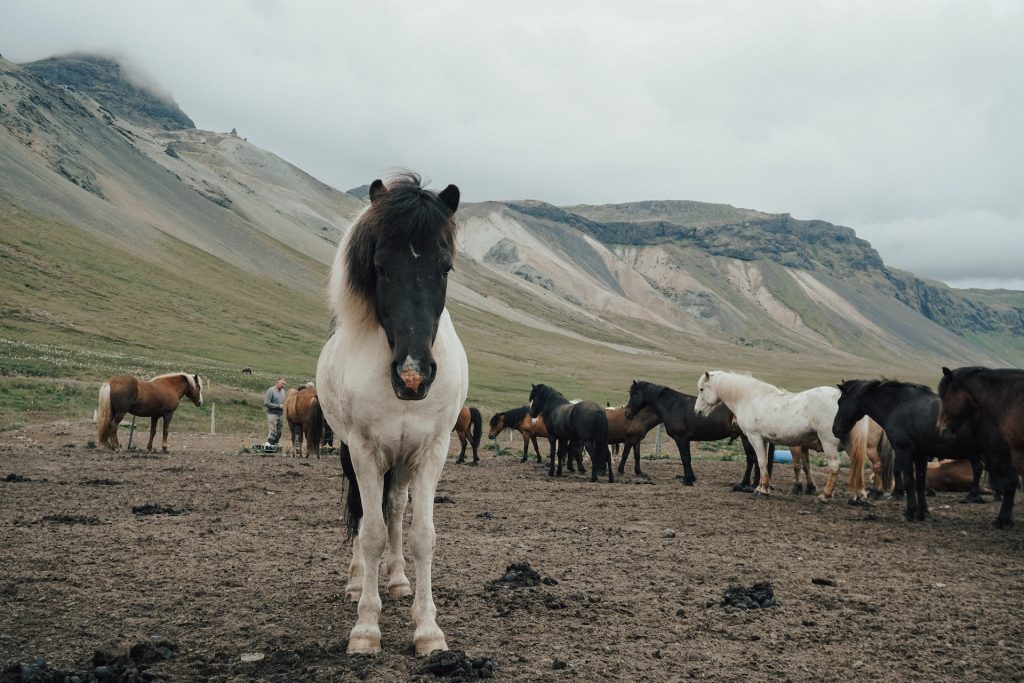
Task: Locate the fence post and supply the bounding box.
[655,424,662,457]
[211,403,216,435]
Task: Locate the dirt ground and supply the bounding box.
[1,420,1022,682]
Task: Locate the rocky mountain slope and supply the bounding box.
[1,54,1020,410]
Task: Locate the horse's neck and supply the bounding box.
[865,386,917,425]
[964,372,1018,422]
[717,375,778,409]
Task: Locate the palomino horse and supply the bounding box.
[938,366,1024,528]
[488,406,548,462]
[283,384,326,458]
[833,379,992,523]
[528,383,613,482]
[316,174,466,656]
[97,373,203,452]
[696,371,864,501]
[453,405,483,464]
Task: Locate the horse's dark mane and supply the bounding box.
[839,378,934,399]
[532,384,569,411]
[345,173,457,305]
[491,405,530,431]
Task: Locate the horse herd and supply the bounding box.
[90,174,1023,659]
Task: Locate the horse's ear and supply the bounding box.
[368,179,386,204]
[702,371,710,380]
[438,184,460,213]
[942,367,953,378]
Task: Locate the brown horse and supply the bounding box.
[488,406,549,463]
[603,405,661,476]
[284,384,326,458]
[787,417,888,503]
[97,373,203,452]
[938,366,1024,528]
[453,405,483,464]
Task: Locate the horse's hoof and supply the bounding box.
[817,494,831,503]
[789,484,803,495]
[455,459,465,465]
[347,629,382,655]
[805,486,818,496]
[964,495,988,504]
[754,489,770,497]
[469,460,479,466]
[414,632,448,657]
[387,582,412,599]
[616,467,625,475]
[993,517,1014,530]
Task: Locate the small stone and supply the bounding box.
[552,658,569,670]
[240,652,265,662]
[662,529,676,538]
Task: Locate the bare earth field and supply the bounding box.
[1,421,1022,682]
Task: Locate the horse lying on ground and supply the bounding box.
[488,406,547,462]
[316,174,467,655]
[97,373,203,452]
[284,384,326,458]
[529,383,613,482]
[453,405,482,464]
[938,366,1024,528]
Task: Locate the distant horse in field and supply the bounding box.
[833,378,990,523]
[937,366,1024,528]
[315,174,466,656]
[453,405,483,464]
[97,373,203,452]
[696,371,873,502]
[529,383,613,482]
[241,368,253,375]
[488,406,548,462]
[284,384,326,458]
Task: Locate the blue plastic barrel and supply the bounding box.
[773,449,793,464]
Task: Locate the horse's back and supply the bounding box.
[106,375,140,412]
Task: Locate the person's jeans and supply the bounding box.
[266,412,282,444]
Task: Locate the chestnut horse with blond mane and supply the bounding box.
[284,384,326,458]
[97,373,203,452]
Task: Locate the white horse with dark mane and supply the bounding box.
[695,370,854,500]
[316,174,467,656]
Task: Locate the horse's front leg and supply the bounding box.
[964,454,987,503]
[347,440,387,655]
[384,483,412,599]
[455,432,468,464]
[674,438,696,485]
[818,444,842,502]
[555,440,566,477]
[519,432,529,463]
[161,412,172,453]
[740,436,757,491]
[533,435,542,463]
[750,436,771,495]
[409,442,449,656]
[631,441,644,477]
[914,455,929,521]
[148,416,159,452]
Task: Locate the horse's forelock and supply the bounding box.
[343,173,457,309]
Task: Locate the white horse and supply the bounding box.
[316,174,467,656]
[695,370,847,499]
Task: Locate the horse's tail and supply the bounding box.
[469,407,483,451]
[308,396,324,456]
[846,418,869,495]
[878,430,896,494]
[97,383,113,449]
[339,444,393,541]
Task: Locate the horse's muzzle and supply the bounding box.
[390,360,437,401]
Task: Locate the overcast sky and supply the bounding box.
[2,1,1021,289]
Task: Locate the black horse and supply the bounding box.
[528,383,613,482]
[832,379,989,523]
[625,380,774,490]
[938,366,1024,528]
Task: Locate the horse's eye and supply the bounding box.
[443,264,453,278]
[376,264,387,278]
